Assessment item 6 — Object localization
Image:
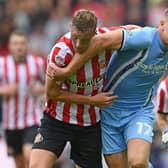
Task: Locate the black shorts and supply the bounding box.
[5,125,38,156]
[33,114,102,168]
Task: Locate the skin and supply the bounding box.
[9,34,28,63]
[159,18,168,48]
[46,17,168,168]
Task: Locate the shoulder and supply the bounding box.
[48,32,73,67]
[51,32,73,55]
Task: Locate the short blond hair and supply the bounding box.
[72,9,97,32]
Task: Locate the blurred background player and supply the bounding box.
[0,31,45,168]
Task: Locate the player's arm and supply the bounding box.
[48,27,154,80]
[0,84,18,96]
[45,74,117,108]
[46,29,123,80]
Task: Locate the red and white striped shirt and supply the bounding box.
[0,54,45,130]
[155,76,168,114]
[46,27,118,126]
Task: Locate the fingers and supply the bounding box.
[46,71,55,80]
[102,91,114,96]
[101,92,118,101]
[106,95,118,101]
[97,94,118,108]
[47,64,57,79]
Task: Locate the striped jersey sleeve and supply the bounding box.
[155,77,168,114]
[48,33,73,67]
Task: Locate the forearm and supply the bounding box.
[0,86,10,96]
[53,90,95,105]
[36,83,45,95]
[55,32,122,78]
[45,76,95,105]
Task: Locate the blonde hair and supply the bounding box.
[72,9,97,32]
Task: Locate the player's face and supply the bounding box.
[71,25,95,54]
[159,19,168,47]
[9,35,28,62]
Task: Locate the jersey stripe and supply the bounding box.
[158,89,165,112]
[62,103,71,123]
[24,61,30,127]
[14,63,19,128]
[76,65,86,126]
[32,56,39,124]
[4,56,9,128]
[89,56,100,124]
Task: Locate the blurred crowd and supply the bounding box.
[0,0,168,168]
[0,0,168,57]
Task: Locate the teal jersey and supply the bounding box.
[102,27,168,125]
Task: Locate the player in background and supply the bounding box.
[154,70,168,150]
[46,9,168,168]
[0,31,45,168]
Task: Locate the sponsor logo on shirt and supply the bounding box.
[68,74,104,88]
[135,61,168,74]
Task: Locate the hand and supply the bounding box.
[46,63,58,80]
[91,92,118,108]
[46,63,68,80]
[6,84,18,96]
